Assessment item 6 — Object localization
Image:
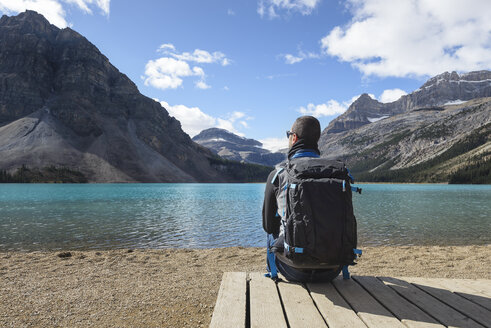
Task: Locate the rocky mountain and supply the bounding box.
[319,97,491,183]
[192,128,285,166]
[0,11,271,182]
[325,70,491,134]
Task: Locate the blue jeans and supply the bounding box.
[267,234,341,283]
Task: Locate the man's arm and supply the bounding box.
[262,170,280,234]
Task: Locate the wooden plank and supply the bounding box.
[404,277,491,328]
[307,282,367,328]
[451,279,491,298]
[332,277,406,328]
[456,292,491,312]
[277,279,327,327]
[379,276,484,328]
[451,279,491,311]
[423,278,491,311]
[210,272,247,328]
[249,272,288,328]
[353,276,443,328]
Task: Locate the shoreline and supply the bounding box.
[2,181,491,184]
[1,245,490,327]
[2,241,490,253]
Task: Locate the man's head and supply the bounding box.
[288,116,321,148]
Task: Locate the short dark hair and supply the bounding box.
[292,116,321,144]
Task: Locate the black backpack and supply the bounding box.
[272,157,358,269]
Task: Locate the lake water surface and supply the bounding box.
[0,183,489,251]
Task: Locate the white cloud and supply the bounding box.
[0,0,110,28]
[159,101,215,137]
[158,45,231,66]
[321,0,491,77]
[158,43,176,52]
[258,0,321,19]
[259,137,288,152]
[195,80,211,89]
[298,94,376,118]
[216,119,242,135]
[156,100,250,137]
[173,49,229,66]
[299,100,348,117]
[227,9,235,16]
[284,54,303,64]
[144,44,230,90]
[228,111,246,122]
[143,57,204,90]
[218,111,251,135]
[283,50,320,64]
[221,58,230,66]
[258,73,296,80]
[95,0,109,14]
[192,66,205,77]
[379,88,407,103]
[64,0,110,15]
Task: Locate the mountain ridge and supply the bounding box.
[319,97,491,183]
[192,128,286,166]
[324,70,491,134]
[0,11,271,182]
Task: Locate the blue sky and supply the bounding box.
[1,0,491,151]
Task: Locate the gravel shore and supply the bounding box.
[1,245,489,327]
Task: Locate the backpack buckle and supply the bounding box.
[284,242,304,254]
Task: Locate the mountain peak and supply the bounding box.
[352,93,378,105]
[358,93,374,100]
[193,128,286,166]
[323,70,491,134]
[0,10,57,35]
[421,70,491,89]
[18,9,46,19]
[421,71,459,88]
[193,128,262,147]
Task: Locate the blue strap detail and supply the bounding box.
[342,180,346,192]
[283,183,288,216]
[284,242,304,254]
[266,247,278,279]
[347,168,355,183]
[342,249,362,279]
[271,167,284,183]
[291,149,320,159]
[342,265,350,279]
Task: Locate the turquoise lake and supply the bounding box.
[0,183,490,251]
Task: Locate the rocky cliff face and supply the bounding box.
[319,97,491,183]
[324,70,491,134]
[0,11,269,182]
[192,128,285,166]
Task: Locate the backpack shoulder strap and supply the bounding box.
[271,167,284,184]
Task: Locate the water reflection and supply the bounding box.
[0,183,490,251]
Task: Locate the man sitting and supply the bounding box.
[262,115,357,282]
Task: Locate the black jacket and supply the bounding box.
[262,169,281,234]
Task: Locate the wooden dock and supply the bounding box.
[210,272,491,328]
